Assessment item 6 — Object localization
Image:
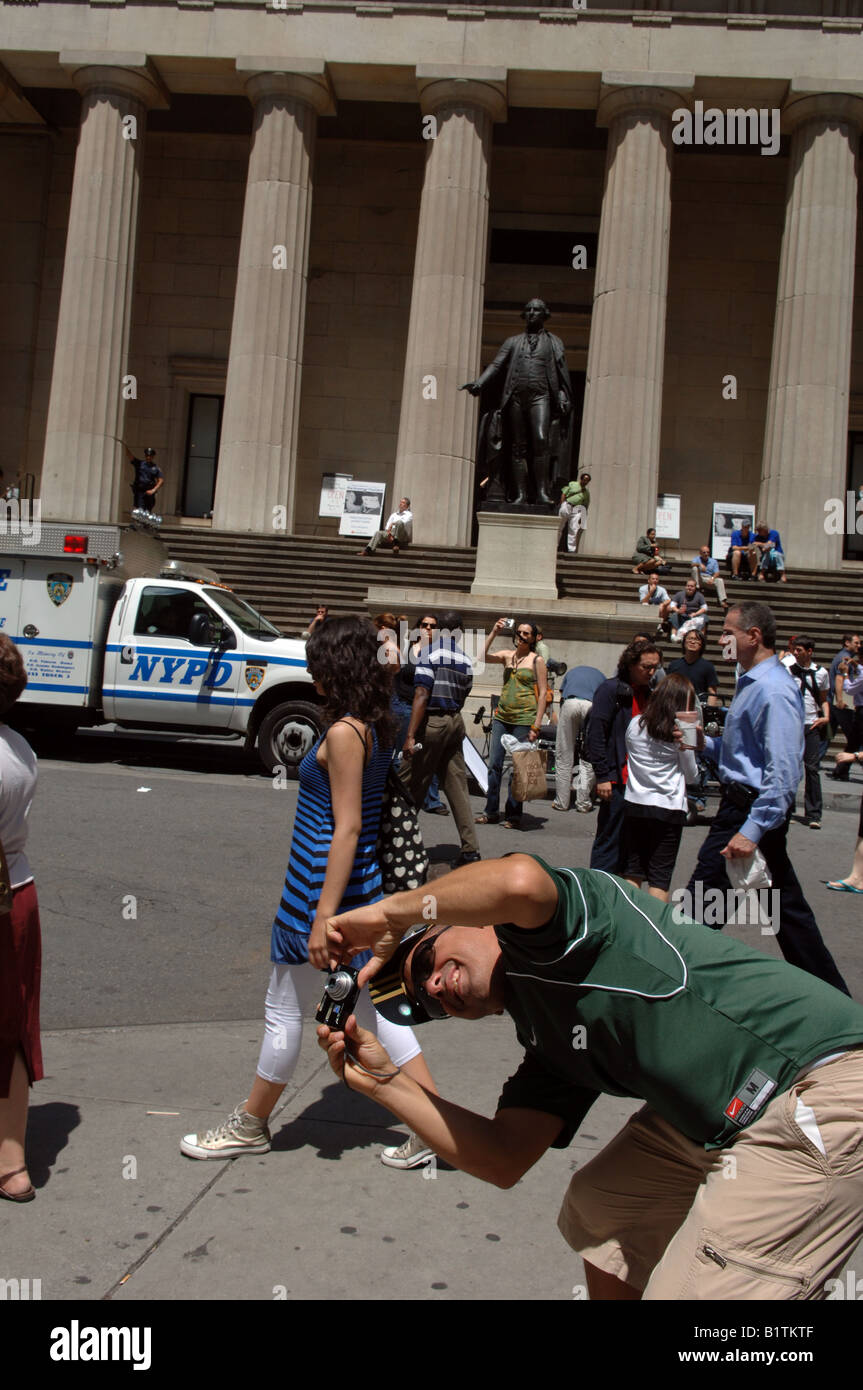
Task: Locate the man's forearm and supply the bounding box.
[381,854,556,935]
[406,686,430,741]
[354,1071,514,1187]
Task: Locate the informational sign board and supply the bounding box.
[319,472,353,519]
[711,502,756,560]
[338,482,387,538]
[655,494,680,540]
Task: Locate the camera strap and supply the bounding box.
[341,1043,402,1087]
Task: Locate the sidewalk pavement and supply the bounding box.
[5,1012,638,1302]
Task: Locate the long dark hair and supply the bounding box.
[305,617,394,744]
[640,672,695,742]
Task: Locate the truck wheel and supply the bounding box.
[257,701,323,775]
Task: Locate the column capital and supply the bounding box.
[784,81,863,133]
[597,72,694,127]
[59,52,170,110]
[416,66,507,123]
[236,58,336,116]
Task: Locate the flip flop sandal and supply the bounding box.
[0,1167,36,1202]
[474,813,499,824]
[825,880,863,893]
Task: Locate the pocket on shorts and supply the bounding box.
[688,1229,813,1300]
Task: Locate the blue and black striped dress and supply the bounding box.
[270,722,391,965]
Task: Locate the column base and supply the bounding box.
[471,511,559,602]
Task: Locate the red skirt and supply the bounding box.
[0,881,43,1095]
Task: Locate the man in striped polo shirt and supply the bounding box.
[399,610,481,869]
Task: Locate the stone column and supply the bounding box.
[578,76,693,557]
[393,69,506,549]
[41,55,167,522]
[760,84,863,569]
[212,63,334,535]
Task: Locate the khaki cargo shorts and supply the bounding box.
[557,1050,863,1299]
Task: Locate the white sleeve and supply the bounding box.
[678,748,699,783]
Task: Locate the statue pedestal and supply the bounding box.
[471,511,559,601]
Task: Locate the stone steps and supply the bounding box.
[159,527,860,730]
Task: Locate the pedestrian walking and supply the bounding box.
[586,638,662,874]
[552,664,605,812]
[787,637,830,829]
[685,601,849,994]
[0,636,41,1203]
[622,672,699,903]
[398,610,480,868]
[181,616,438,1170]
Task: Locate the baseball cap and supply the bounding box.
[144,447,156,456]
[367,922,451,1026]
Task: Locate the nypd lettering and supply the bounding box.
[129,654,232,688]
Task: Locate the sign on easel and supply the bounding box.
[338,482,386,539]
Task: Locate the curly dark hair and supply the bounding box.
[305,616,394,744]
[0,635,27,718]
[617,637,661,683]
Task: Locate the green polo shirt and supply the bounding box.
[496,858,863,1149]
[562,480,590,508]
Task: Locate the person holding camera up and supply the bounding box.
[181,616,438,1170]
[476,618,547,830]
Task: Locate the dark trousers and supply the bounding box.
[802,726,823,820]
[686,795,849,995]
[829,704,856,780]
[590,783,627,873]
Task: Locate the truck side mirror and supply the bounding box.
[188,612,217,646]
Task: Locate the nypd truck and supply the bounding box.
[0,522,322,772]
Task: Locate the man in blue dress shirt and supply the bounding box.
[685,600,849,994]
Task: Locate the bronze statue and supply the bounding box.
[461,299,573,508]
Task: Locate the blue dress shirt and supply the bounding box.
[704,655,804,843]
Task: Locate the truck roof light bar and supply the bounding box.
[159,559,222,585]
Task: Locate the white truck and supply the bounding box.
[0,522,322,772]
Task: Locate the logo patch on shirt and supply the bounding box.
[724,1067,777,1127]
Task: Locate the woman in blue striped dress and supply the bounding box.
[182,617,437,1168]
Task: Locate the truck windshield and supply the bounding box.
[203,588,282,640]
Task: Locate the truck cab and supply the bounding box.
[1,523,322,772]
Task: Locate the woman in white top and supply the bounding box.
[0,637,40,1202]
[622,672,699,902]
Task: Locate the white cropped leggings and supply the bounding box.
[256,963,422,1085]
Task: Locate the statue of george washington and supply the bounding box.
[461,298,573,508]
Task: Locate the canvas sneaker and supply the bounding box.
[180,1103,271,1160]
[380,1132,435,1170]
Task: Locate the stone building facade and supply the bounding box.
[1,0,862,565]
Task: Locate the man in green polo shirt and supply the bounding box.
[319,854,863,1301]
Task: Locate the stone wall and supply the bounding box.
[661,150,786,552]
[293,137,423,535]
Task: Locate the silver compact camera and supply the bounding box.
[315,966,361,1030]
[500,617,516,634]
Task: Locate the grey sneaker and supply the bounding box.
[180,1103,271,1160]
[380,1132,434,1169]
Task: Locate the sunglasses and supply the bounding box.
[419,621,436,629]
[408,926,454,1021]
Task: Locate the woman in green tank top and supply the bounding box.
[476,617,548,828]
